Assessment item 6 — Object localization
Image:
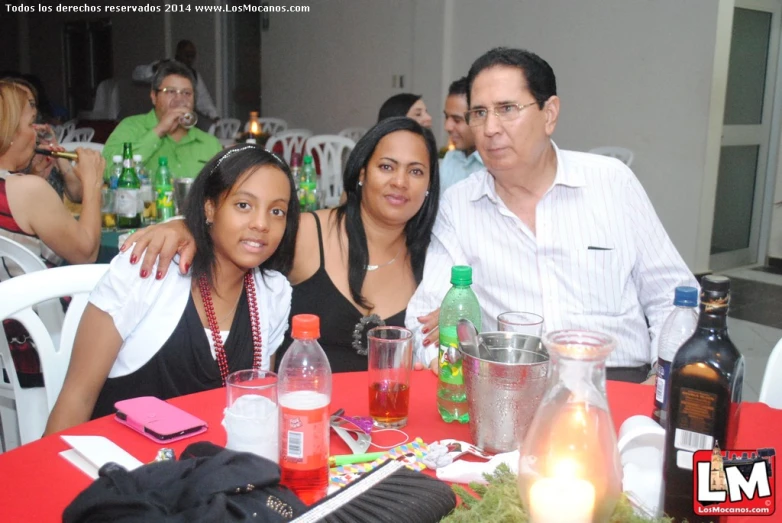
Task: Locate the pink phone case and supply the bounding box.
[114,396,208,443]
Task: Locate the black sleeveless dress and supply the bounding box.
[276,213,406,373]
[92,288,254,419]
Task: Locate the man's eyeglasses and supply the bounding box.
[156,87,194,98]
[465,101,539,127]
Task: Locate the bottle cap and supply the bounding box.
[158,157,168,166]
[133,154,142,162]
[673,286,698,307]
[112,155,122,163]
[303,154,314,165]
[699,275,730,314]
[290,153,302,167]
[292,314,320,339]
[450,265,473,285]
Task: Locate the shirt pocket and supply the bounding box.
[564,246,625,316]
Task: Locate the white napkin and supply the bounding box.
[222,395,279,464]
[59,435,144,479]
[436,450,519,484]
[618,416,665,518]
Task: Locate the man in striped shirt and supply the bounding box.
[406,47,697,383]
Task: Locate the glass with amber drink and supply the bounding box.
[101,187,117,229]
[367,326,413,428]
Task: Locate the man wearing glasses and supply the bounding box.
[406,47,697,384]
[104,60,221,178]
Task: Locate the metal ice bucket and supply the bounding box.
[459,332,550,453]
[173,177,194,215]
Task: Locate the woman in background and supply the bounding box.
[377,93,433,128]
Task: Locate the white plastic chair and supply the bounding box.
[338,127,368,143]
[61,141,104,153]
[759,338,782,409]
[53,120,77,143]
[208,118,241,139]
[62,127,95,144]
[0,237,66,452]
[588,146,635,167]
[0,264,109,447]
[305,135,356,208]
[265,129,312,165]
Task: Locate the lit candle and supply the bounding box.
[447,141,455,151]
[529,476,595,523]
[250,121,260,136]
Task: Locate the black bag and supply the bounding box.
[63,442,307,523]
[296,459,457,523]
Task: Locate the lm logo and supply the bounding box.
[693,444,775,517]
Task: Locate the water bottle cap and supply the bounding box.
[158,157,168,166]
[292,314,320,339]
[450,265,473,285]
[112,155,122,162]
[290,153,302,167]
[133,154,142,162]
[303,155,314,165]
[673,286,698,307]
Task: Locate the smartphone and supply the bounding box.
[114,396,208,443]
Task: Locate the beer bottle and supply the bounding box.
[116,143,142,228]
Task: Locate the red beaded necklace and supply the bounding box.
[198,271,263,385]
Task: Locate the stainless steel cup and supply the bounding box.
[459,332,549,453]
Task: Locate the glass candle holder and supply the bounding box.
[518,330,623,523]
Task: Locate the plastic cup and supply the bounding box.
[497,311,544,337]
[367,326,413,429]
[223,369,279,463]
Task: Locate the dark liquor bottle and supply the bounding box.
[116,142,142,229]
[662,275,744,522]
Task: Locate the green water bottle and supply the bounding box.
[155,157,175,222]
[116,143,142,228]
[437,265,482,423]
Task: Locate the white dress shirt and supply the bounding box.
[90,249,291,377]
[406,142,697,368]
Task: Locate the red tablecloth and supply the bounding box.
[0,372,778,522]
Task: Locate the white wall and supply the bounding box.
[261,0,445,134]
[448,0,721,271]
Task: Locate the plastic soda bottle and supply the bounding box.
[154,157,175,222]
[278,314,332,505]
[437,266,482,423]
[299,155,318,212]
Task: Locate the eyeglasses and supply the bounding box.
[465,101,539,127]
[156,87,194,98]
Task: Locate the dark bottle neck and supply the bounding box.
[697,312,728,331]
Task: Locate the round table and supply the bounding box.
[0,372,777,522]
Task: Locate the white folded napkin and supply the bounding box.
[617,415,665,518]
[59,435,143,479]
[436,450,519,484]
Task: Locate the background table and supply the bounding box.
[0,372,778,522]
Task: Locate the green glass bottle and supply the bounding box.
[155,157,175,222]
[437,265,482,423]
[116,143,141,229]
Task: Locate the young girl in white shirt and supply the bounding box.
[45,145,299,434]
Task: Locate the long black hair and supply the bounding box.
[336,117,439,309]
[184,145,299,284]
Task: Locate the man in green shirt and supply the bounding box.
[104,60,221,178]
